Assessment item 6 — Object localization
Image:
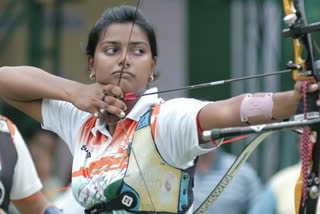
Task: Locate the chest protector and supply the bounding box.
[85,107,196,214]
[0,117,18,213]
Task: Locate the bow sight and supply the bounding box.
[282,0,320,81]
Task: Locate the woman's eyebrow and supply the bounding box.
[100,40,148,46]
[129,41,148,46]
[100,40,119,45]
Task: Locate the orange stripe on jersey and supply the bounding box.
[150,103,162,139]
[72,140,130,178]
[112,119,137,141]
[1,116,16,143]
[72,118,138,178]
[72,154,129,178]
[78,116,107,146]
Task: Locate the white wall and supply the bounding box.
[141,0,187,99]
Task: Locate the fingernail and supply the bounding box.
[312,84,318,89]
[120,112,125,118]
[317,100,320,106]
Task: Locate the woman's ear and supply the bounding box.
[88,56,95,72]
[151,57,157,72]
[150,57,157,78]
[88,56,96,80]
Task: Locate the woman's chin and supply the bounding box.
[119,82,145,95]
[119,85,133,95]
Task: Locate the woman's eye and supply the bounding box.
[132,48,145,55]
[105,48,117,55]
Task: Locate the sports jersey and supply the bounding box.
[42,87,215,213]
[0,116,42,214]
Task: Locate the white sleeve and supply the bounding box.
[10,126,43,200]
[41,99,89,154]
[154,98,216,169]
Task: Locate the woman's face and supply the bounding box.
[89,23,156,94]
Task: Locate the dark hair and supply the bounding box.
[86,5,158,60]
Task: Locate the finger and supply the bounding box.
[104,105,126,118]
[92,108,104,118]
[103,85,124,98]
[97,100,125,118]
[294,81,304,94]
[307,83,319,93]
[105,96,127,111]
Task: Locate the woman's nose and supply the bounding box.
[118,50,131,69]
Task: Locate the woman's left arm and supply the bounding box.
[198,81,318,131]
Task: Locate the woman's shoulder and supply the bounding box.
[159,97,211,114]
[42,98,91,129]
[43,98,89,115]
[162,97,210,107]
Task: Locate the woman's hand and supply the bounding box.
[294,80,319,94]
[294,80,320,106]
[70,83,127,119]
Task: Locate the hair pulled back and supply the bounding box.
[86,5,158,60]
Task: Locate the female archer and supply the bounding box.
[0,5,318,214]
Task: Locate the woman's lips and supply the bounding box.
[112,70,135,78]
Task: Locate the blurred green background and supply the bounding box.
[1,0,320,182]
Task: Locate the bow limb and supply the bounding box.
[193,131,274,214]
[282,0,320,213]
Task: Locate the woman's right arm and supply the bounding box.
[0,66,82,123]
[0,66,125,123]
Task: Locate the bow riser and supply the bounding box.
[283,0,316,82]
[283,0,319,82]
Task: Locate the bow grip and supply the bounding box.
[295,90,320,120]
[295,89,320,120]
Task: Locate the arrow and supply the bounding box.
[124,69,292,101]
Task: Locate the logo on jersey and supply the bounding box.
[81,145,91,158]
[122,194,134,207]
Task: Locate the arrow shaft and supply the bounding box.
[139,69,291,98]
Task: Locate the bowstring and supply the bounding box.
[117,0,140,86]
[117,0,157,213]
[119,122,157,213]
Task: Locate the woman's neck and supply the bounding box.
[107,123,117,136]
[105,99,137,136]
